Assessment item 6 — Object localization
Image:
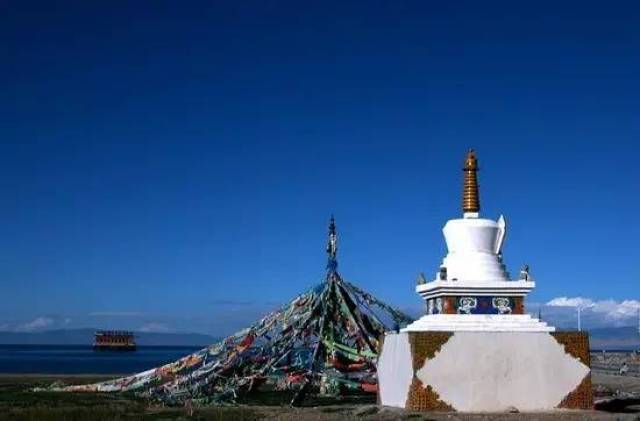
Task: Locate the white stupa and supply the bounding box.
[378,151,591,412]
[403,150,553,332]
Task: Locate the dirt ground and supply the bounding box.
[0,371,639,420]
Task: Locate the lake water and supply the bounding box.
[0,345,202,374]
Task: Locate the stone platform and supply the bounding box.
[403,314,555,332]
[377,331,592,412]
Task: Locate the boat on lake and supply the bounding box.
[93,330,136,351]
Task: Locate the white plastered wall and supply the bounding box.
[377,333,413,408]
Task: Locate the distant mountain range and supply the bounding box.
[588,326,640,350]
[0,328,218,346]
[0,326,637,349]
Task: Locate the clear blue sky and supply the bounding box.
[1,1,638,334]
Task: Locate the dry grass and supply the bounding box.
[1,374,639,420]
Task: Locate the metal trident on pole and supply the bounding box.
[326,215,338,274]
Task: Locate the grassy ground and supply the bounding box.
[0,373,639,420]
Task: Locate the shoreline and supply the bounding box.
[0,373,122,377]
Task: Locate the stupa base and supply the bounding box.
[377,330,592,412]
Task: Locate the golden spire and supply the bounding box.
[462,150,480,214]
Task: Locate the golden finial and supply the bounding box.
[462,150,480,214]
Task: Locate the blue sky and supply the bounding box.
[1,1,638,335]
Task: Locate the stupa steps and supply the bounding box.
[402,314,555,332]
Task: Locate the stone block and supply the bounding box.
[377,330,592,412]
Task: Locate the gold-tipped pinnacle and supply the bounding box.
[462,150,480,214]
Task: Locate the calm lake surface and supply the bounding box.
[0,345,202,374]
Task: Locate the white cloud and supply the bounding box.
[545,297,640,327]
[138,322,172,333]
[16,317,55,332]
[546,297,594,308]
[591,299,640,321]
[89,311,144,317]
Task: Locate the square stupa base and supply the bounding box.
[377,330,592,412]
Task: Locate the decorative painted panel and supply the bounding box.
[513,297,524,314]
[426,296,521,315]
[426,297,444,315]
[454,296,515,315]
